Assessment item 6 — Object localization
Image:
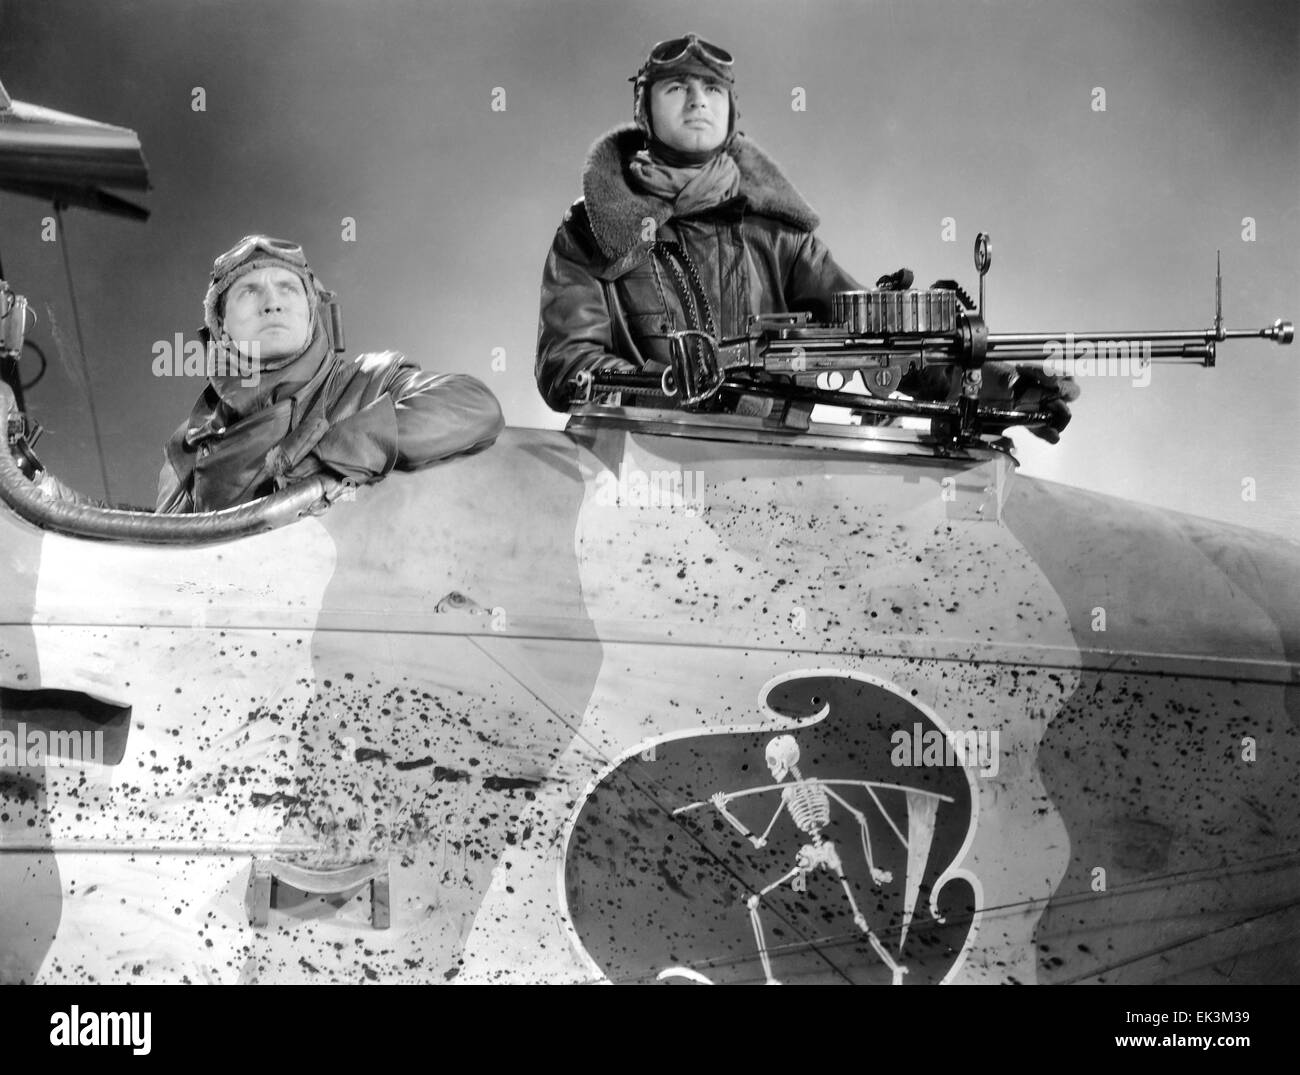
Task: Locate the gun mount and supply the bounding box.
[575,234,1293,446]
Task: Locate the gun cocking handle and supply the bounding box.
[974,233,992,276]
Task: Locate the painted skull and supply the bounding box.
[765,735,800,781]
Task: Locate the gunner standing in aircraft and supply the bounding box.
[156,235,504,513]
[534,33,1075,438]
[535,33,863,414]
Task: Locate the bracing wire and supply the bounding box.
[54,203,113,503]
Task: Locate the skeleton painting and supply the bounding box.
[674,734,954,985]
[564,672,978,985]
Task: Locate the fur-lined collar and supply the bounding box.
[581,125,820,260]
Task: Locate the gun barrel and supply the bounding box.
[989,342,1214,362]
[742,320,1293,376]
[988,321,1293,347]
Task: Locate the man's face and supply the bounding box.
[649,74,730,154]
[220,266,311,362]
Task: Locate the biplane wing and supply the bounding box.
[0,76,149,220]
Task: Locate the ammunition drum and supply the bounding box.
[833,289,957,335]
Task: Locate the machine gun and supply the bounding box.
[0,278,47,479]
[575,233,1293,445]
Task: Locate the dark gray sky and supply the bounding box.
[1,0,1296,537]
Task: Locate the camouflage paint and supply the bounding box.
[1,425,1297,982]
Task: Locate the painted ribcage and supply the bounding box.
[786,782,830,833]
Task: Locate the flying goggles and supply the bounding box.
[210,235,310,283]
[635,34,734,83]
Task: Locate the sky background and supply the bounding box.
[0,0,1296,537]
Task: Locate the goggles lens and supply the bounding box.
[212,235,308,281]
[648,34,733,67]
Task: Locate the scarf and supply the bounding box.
[626,149,741,220]
[645,135,725,168]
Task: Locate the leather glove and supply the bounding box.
[1008,365,1079,444]
[973,362,1077,443]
